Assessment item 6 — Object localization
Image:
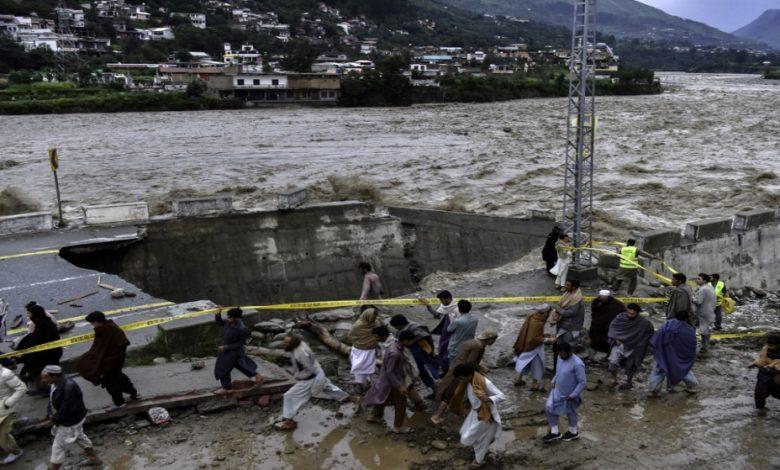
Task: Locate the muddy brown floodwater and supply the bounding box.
[0,74,778,237]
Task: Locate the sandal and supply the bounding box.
[392,427,413,434]
[274,420,297,431]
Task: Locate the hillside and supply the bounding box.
[439,0,760,47]
[734,10,780,50]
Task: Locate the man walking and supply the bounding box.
[588,290,625,361]
[647,311,699,396]
[275,334,353,431]
[750,334,780,410]
[543,340,586,443]
[611,239,656,295]
[358,262,383,301]
[421,290,459,373]
[446,300,478,365]
[41,365,102,469]
[214,308,265,393]
[364,330,417,433]
[551,280,585,373]
[513,305,552,391]
[711,274,725,331]
[607,304,654,390]
[389,314,439,389]
[74,311,138,410]
[693,273,716,354]
[0,362,26,464]
[665,273,693,323]
[457,363,507,465]
[348,306,385,391]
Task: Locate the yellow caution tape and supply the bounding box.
[711,331,768,340]
[0,249,60,261]
[573,246,674,285]
[5,301,176,336]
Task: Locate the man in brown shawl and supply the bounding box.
[348,306,385,391]
[588,290,626,361]
[75,311,138,409]
[513,306,553,391]
[430,331,498,425]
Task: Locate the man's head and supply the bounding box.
[564,279,580,292]
[40,364,63,386]
[226,307,243,325]
[672,273,687,287]
[556,340,573,359]
[358,261,372,273]
[710,273,720,284]
[696,273,710,286]
[626,303,641,318]
[457,299,472,314]
[26,303,47,321]
[766,333,780,351]
[453,363,476,382]
[437,290,453,306]
[398,330,415,346]
[283,334,302,352]
[477,330,498,346]
[85,311,106,328]
[559,233,571,242]
[674,310,690,322]
[372,325,390,342]
[389,314,409,330]
[626,239,636,246]
[598,289,611,301]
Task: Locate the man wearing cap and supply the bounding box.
[74,311,138,410]
[0,362,26,465]
[214,307,265,393]
[41,365,102,469]
[430,331,498,425]
[588,290,625,362]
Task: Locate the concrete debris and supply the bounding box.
[310,310,355,322]
[253,321,288,334]
[110,288,127,298]
[148,407,171,425]
[196,399,238,415]
[430,440,447,450]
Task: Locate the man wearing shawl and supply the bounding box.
[543,340,586,443]
[213,308,264,393]
[588,290,625,361]
[74,311,138,410]
[389,314,439,389]
[431,331,498,425]
[364,330,417,433]
[421,290,459,372]
[750,333,780,410]
[542,226,563,276]
[647,311,698,396]
[693,273,716,354]
[513,305,552,391]
[665,273,693,324]
[275,334,352,431]
[550,280,585,373]
[456,363,506,464]
[16,303,62,394]
[607,303,654,390]
[348,306,384,390]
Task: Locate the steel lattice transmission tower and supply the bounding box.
[561,0,597,266]
[55,0,79,79]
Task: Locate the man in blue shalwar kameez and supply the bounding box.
[544,340,586,443]
[214,308,264,393]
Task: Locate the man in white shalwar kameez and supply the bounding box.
[275,335,353,430]
[456,364,506,464]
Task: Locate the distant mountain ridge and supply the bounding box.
[438,0,760,47]
[733,9,780,49]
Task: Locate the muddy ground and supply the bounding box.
[15,269,780,469]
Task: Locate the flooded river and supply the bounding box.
[1,73,778,237]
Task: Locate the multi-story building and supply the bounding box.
[207,72,340,104]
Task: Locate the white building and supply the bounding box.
[55,8,86,29]
[138,26,175,40]
[173,12,206,29]
[234,74,288,88]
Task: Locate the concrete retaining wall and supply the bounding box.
[83,202,149,225]
[388,206,554,283]
[0,212,52,236]
[172,197,233,217]
[636,210,780,289]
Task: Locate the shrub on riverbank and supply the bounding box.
[0,91,244,115]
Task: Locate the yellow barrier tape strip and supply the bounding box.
[0,249,60,261]
[574,246,674,285]
[5,301,176,336]
[711,331,768,340]
[0,296,669,359]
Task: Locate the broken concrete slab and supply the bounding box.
[684,217,733,242]
[732,209,775,231]
[637,229,682,253]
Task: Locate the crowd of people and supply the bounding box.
[0,257,777,467]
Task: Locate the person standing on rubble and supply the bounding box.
[214,308,265,393]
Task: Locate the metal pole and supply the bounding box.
[53,169,64,227]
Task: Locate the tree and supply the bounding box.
[281,40,319,73]
[186,79,206,97]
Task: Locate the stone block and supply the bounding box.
[684,217,732,242]
[82,202,149,226]
[172,197,233,217]
[567,266,598,282]
[637,229,682,253]
[0,212,52,236]
[277,188,307,210]
[732,209,775,231]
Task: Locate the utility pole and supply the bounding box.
[55,0,79,79]
[49,148,65,227]
[561,0,597,269]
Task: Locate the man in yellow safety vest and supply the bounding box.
[611,239,657,295]
[710,273,725,331]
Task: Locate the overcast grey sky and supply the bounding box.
[638,0,780,32]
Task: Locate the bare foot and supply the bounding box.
[430,415,444,425]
